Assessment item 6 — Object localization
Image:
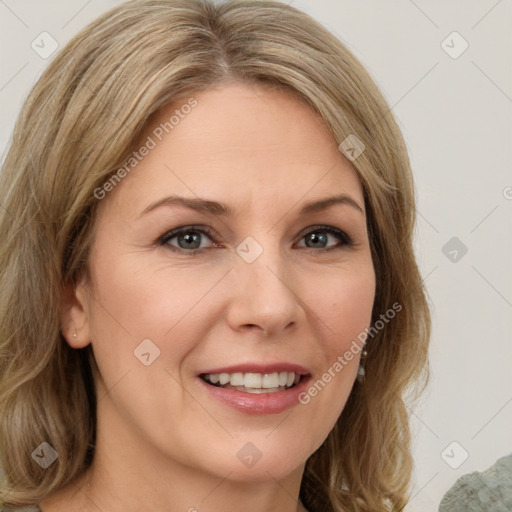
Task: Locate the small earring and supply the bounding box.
[73,329,77,338]
[357,345,368,384]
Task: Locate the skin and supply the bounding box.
[43,81,376,512]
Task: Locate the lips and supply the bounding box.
[198,373,312,415]
[196,362,312,414]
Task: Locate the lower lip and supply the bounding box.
[198,376,312,415]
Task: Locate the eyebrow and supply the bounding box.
[138,193,364,218]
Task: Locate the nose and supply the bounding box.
[225,238,303,337]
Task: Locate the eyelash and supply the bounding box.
[158,224,353,255]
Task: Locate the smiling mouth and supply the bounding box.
[200,371,303,394]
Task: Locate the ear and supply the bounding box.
[60,275,92,349]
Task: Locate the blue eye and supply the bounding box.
[297,226,352,251]
[159,226,217,254]
[159,225,352,254]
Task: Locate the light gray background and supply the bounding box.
[1,1,511,510]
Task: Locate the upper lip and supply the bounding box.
[198,362,310,376]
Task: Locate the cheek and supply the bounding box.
[87,248,195,339]
[311,262,376,350]
[296,264,375,431]
[85,255,232,396]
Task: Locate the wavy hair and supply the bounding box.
[0,1,430,510]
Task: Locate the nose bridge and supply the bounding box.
[228,231,300,334]
[236,231,287,285]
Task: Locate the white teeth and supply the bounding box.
[230,372,244,386]
[244,373,262,388]
[203,371,301,390]
[262,372,279,388]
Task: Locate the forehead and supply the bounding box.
[100,81,363,219]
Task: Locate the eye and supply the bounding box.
[158,225,352,254]
[159,225,217,254]
[296,226,352,251]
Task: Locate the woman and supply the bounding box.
[0,1,430,511]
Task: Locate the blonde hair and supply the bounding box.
[0,1,430,510]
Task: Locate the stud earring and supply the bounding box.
[357,344,368,384]
[73,329,77,338]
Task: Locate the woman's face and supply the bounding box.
[68,81,375,483]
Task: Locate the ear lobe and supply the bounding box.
[60,278,91,349]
